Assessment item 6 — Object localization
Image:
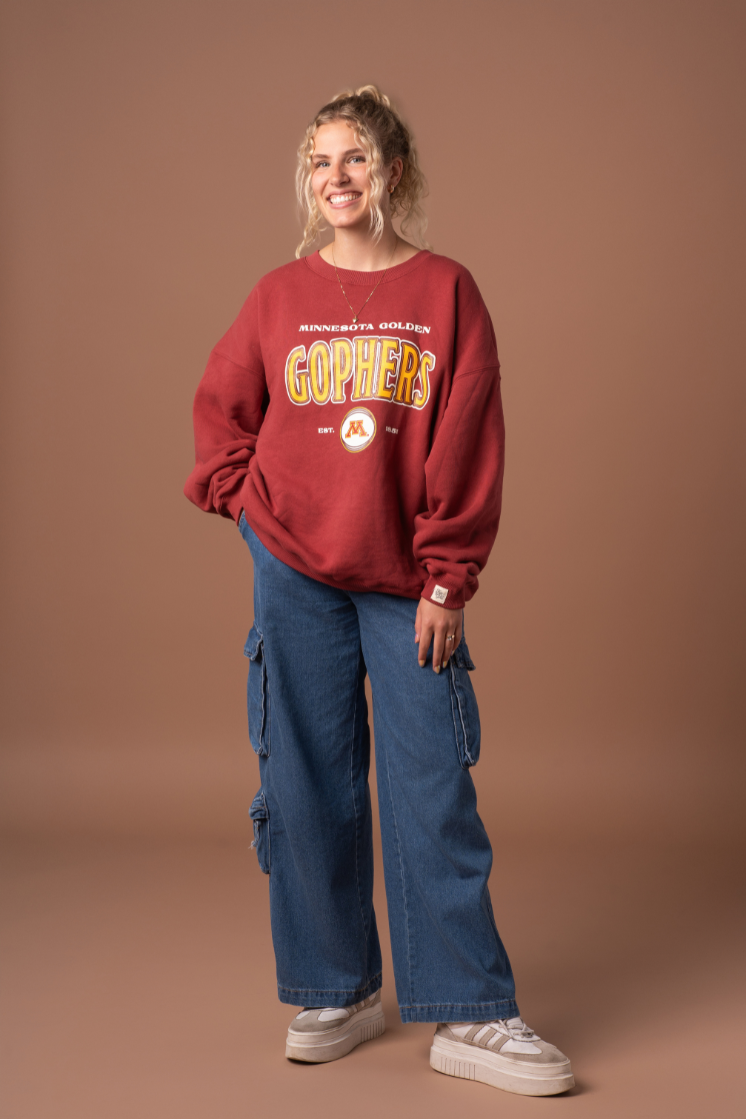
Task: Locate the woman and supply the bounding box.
[185,85,573,1097]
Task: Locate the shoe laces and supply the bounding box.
[491,1016,538,1040]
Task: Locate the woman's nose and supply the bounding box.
[330,163,350,184]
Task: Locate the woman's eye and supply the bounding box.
[315,161,329,169]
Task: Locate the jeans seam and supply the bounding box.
[246,623,270,757]
[383,742,414,1008]
[259,635,268,753]
[449,662,473,767]
[482,882,505,958]
[278,973,382,994]
[399,999,517,1008]
[349,659,369,947]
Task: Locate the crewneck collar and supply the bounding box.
[304,249,431,285]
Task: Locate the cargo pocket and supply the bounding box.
[249,788,270,874]
[243,622,270,757]
[448,640,481,768]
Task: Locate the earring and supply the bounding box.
[388,184,395,193]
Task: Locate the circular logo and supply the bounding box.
[340,407,376,453]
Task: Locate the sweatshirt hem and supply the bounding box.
[225,489,246,524]
[243,504,429,603]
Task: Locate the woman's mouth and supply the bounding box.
[327,192,362,208]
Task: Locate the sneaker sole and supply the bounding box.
[430,1035,575,1096]
[286,1007,385,1063]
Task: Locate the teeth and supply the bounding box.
[329,193,360,203]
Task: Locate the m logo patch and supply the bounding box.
[340,407,376,453]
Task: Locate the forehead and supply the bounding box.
[313,120,361,152]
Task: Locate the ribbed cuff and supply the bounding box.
[421,575,466,611]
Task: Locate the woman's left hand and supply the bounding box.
[415,599,463,673]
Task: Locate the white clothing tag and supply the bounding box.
[431,585,448,604]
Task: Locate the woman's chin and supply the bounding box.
[322,208,369,232]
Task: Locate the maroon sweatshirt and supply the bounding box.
[184,250,505,610]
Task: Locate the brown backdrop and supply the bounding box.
[1,2,744,1117]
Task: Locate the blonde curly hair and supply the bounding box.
[295,85,430,258]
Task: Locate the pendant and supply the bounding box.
[352,316,358,323]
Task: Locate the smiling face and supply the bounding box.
[311,120,394,235]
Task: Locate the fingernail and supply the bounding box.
[434,665,440,674]
[419,659,425,667]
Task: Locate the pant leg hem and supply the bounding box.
[278,972,382,1008]
[398,998,520,1024]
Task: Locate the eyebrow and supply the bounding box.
[313,148,365,159]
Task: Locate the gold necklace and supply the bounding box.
[331,241,398,324]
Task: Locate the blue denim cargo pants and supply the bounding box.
[238,512,518,1024]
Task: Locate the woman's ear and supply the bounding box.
[388,156,404,192]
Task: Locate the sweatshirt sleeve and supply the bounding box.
[183,288,267,523]
[412,269,505,610]
[413,365,505,610]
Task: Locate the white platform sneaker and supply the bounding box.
[430,1016,574,1096]
[285,989,385,1062]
